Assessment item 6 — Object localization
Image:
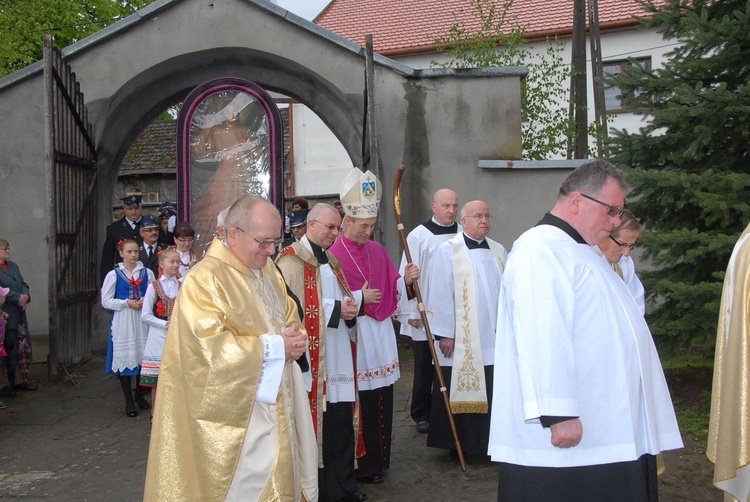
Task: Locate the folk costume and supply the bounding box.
[489,214,682,502]
[101,261,154,416]
[144,238,317,502]
[397,218,461,427]
[176,248,197,280]
[329,168,401,480]
[277,235,362,501]
[425,232,506,455]
[101,262,153,375]
[139,275,180,387]
[593,247,646,315]
[708,222,750,502]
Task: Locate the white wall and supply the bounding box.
[290,104,354,196]
[396,27,671,157]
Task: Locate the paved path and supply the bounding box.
[0,349,496,501]
[0,346,717,501]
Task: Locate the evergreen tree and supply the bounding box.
[432,0,571,160]
[0,0,151,78]
[607,0,750,351]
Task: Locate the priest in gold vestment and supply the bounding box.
[708,221,750,502]
[144,196,318,501]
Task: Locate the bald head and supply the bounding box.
[225,196,281,269]
[460,200,491,241]
[432,189,459,226]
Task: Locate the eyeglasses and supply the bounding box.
[467,214,492,221]
[175,238,194,243]
[581,193,626,218]
[610,235,637,250]
[310,219,339,231]
[235,227,283,248]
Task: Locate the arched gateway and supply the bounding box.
[0,0,524,368]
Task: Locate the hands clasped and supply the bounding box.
[283,323,308,362]
[341,297,359,321]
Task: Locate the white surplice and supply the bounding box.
[301,236,359,403]
[489,224,682,467]
[427,234,505,367]
[592,246,646,315]
[397,219,461,341]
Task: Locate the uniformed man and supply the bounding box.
[138,217,167,279]
[157,201,177,248]
[100,194,144,285]
[280,210,309,250]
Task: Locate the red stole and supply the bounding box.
[279,246,365,457]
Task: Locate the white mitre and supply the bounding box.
[340,168,381,217]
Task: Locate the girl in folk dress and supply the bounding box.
[101,239,155,417]
[140,249,180,419]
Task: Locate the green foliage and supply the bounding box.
[431,0,571,160]
[607,0,750,351]
[676,407,709,452]
[0,0,151,78]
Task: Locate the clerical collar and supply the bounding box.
[307,238,329,264]
[423,218,458,235]
[463,233,489,249]
[536,212,587,244]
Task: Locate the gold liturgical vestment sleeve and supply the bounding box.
[144,239,316,501]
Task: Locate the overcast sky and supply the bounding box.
[273,0,330,21]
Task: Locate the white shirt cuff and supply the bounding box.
[256,334,286,404]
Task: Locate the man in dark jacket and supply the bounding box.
[100,195,143,285]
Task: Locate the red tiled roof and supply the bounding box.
[316,0,652,56]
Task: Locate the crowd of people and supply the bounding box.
[4,151,746,500]
[98,160,687,501]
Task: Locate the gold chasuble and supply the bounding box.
[144,238,317,501]
[708,222,750,502]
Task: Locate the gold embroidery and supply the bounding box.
[454,282,482,394]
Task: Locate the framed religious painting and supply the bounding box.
[176,78,284,256]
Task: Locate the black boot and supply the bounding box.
[134,385,151,410]
[119,375,137,417]
[134,374,151,410]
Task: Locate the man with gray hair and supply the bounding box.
[277,203,366,502]
[489,160,682,501]
[145,196,318,501]
[425,200,506,457]
[215,206,230,239]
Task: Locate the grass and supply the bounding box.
[662,354,714,455]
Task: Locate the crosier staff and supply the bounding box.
[393,165,467,472]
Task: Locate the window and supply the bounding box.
[602,57,651,113]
